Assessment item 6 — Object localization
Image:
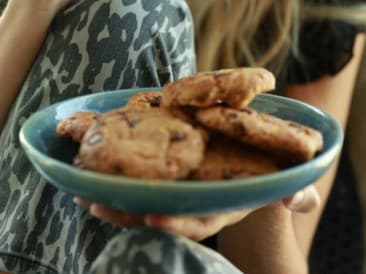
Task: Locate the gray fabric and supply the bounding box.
[89,227,242,274]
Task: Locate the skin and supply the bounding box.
[0,0,69,131]
[0,0,364,272]
[0,1,70,273]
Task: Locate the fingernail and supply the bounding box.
[89,204,101,217]
[287,191,305,210]
[73,197,93,209]
[73,197,81,205]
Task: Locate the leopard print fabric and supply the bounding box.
[89,227,242,274]
[0,1,241,273]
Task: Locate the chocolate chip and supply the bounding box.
[182,106,197,117]
[303,128,313,135]
[226,112,238,119]
[218,101,230,107]
[170,131,186,142]
[119,113,140,128]
[222,169,233,180]
[88,133,103,145]
[148,96,161,107]
[128,119,140,128]
[114,163,124,174]
[233,122,246,137]
[120,113,128,120]
[288,122,300,128]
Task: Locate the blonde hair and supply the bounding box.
[188,0,366,74]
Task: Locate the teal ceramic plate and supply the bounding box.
[19,88,343,215]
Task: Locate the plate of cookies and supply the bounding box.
[19,68,343,215]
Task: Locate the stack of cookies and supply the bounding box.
[57,68,323,181]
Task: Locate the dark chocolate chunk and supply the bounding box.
[120,113,128,120]
[114,163,124,174]
[128,119,140,128]
[119,113,140,128]
[226,112,238,119]
[148,96,161,107]
[170,131,187,142]
[222,169,233,180]
[288,122,301,128]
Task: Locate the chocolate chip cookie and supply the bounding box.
[78,108,205,179]
[161,67,275,109]
[57,112,100,142]
[125,91,162,110]
[191,137,280,180]
[196,106,323,162]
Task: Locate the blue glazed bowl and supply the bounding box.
[19,88,343,215]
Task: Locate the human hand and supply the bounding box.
[74,185,320,241]
[73,197,256,241]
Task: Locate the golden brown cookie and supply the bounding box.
[57,105,146,144]
[56,112,100,142]
[196,106,323,162]
[166,107,210,144]
[191,137,280,180]
[125,91,162,110]
[78,108,205,179]
[104,105,210,144]
[161,68,275,109]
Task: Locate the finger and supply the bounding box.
[145,209,253,241]
[89,204,145,227]
[145,215,222,241]
[73,197,92,208]
[222,209,257,226]
[283,185,321,213]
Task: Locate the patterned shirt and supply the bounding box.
[0,1,196,273]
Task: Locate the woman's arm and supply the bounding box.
[286,33,365,257]
[217,34,365,274]
[0,0,69,131]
